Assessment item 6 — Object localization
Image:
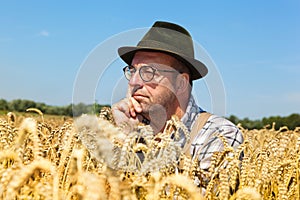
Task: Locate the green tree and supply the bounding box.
[8,99,23,111]
[285,114,300,130]
[72,103,90,117]
[228,115,239,125]
[0,99,8,110]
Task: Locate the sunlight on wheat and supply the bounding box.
[0,110,299,200]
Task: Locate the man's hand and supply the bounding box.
[111,97,143,132]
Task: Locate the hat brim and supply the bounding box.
[118,46,208,80]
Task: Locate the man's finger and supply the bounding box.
[127,97,136,117]
[130,97,142,113]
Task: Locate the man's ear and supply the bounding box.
[176,73,190,95]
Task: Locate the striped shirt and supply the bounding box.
[180,95,244,170]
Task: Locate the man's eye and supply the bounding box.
[128,68,135,73]
[144,70,153,74]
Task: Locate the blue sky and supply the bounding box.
[0,0,299,119]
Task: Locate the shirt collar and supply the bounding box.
[181,95,204,131]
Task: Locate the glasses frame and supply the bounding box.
[123,65,180,82]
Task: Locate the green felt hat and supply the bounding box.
[118,21,208,80]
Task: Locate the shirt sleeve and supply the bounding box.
[190,114,244,170]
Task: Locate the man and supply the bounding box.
[112,21,243,170]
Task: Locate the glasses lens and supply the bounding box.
[123,66,135,80]
[140,66,155,82]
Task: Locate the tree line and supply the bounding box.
[228,114,300,130]
[0,99,299,130]
[0,99,109,117]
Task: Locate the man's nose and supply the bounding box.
[129,70,144,86]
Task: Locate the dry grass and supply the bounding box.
[0,110,299,200]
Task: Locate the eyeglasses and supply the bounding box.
[123,65,180,82]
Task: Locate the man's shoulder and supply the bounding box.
[198,113,242,135]
[206,114,238,127]
[194,113,244,148]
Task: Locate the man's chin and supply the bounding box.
[141,103,165,115]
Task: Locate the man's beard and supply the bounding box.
[140,90,177,133]
[140,90,176,118]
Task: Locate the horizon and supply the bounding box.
[1,1,299,120]
[1,97,299,121]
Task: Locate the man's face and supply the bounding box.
[128,51,181,117]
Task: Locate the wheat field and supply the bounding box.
[0,109,299,200]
